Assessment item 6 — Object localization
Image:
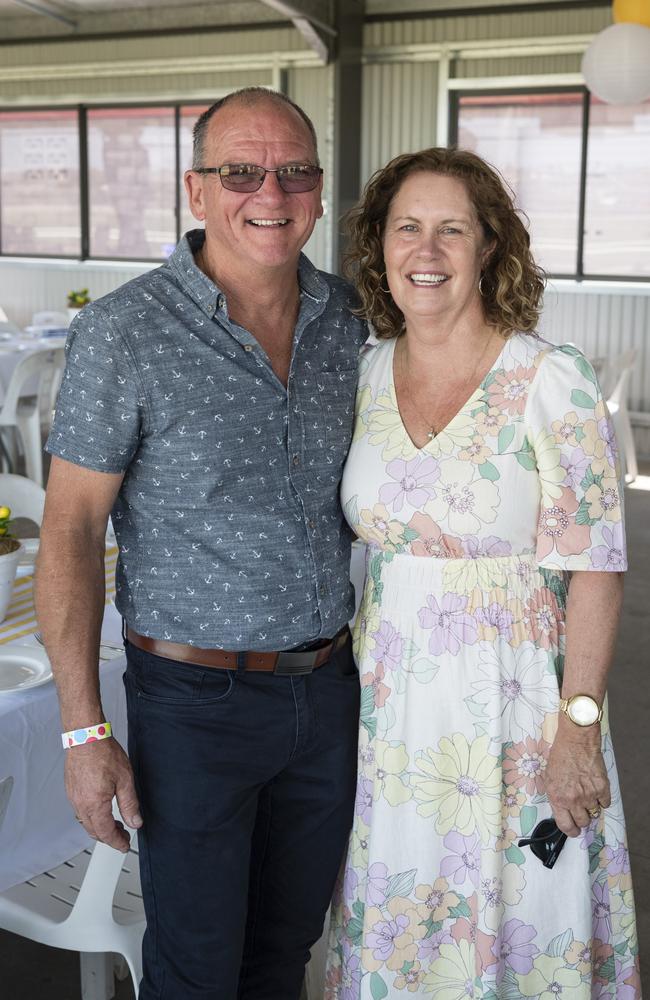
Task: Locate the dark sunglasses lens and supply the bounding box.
[277,167,321,193]
[221,167,265,192]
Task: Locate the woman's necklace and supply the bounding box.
[399,330,497,441]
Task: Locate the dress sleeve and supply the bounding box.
[525,344,627,572]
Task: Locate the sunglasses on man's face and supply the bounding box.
[518,818,567,869]
[194,162,323,194]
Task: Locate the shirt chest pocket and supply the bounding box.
[315,369,358,466]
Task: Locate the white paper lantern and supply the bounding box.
[582,22,650,104]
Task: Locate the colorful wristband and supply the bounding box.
[62,722,113,749]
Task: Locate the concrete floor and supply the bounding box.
[1,481,648,999]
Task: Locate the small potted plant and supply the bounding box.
[0,506,23,624]
[67,288,91,323]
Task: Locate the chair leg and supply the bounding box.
[15,413,43,487]
[622,416,638,483]
[80,952,116,1000]
[0,429,18,473]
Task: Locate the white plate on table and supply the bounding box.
[15,538,39,578]
[0,645,52,693]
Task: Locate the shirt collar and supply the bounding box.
[167,230,221,319]
[167,229,331,321]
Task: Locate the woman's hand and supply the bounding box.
[544,717,611,837]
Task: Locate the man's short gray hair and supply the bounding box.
[192,87,319,170]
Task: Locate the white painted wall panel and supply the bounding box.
[0,260,153,331]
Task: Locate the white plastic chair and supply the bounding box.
[0,473,45,526]
[606,348,638,484]
[0,776,13,833]
[30,310,69,330]
[0,347,65,486]
[0,811,145,999]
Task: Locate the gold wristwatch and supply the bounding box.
[559,693,602,727]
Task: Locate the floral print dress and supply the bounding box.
[325,332,640,999]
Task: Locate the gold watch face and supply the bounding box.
[567,695,600,726]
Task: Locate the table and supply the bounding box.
[0,547,128,893]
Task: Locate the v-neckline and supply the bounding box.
[389,335,506,453]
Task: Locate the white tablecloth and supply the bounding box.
[0,650,128,892]
[0,547,126,893]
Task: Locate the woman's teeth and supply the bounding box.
[409,273,448,286]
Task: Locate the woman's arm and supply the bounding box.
[544,569,624,837]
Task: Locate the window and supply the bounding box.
[88,107,177,260]
[584,101,650,277]
[452,89,650,281]
[0,109,80,257]
[179,104,210,238]
[0,102,211,262]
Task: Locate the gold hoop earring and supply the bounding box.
[379,271,391,295]
[478,275,486,297]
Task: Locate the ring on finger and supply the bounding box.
[588,806,601,819]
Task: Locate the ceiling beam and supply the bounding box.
[258,0,336,62]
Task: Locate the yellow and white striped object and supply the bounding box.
[0,546,118,646]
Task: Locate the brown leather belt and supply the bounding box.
[125,624,350,676]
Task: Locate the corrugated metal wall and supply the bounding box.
[363,7,609,47]
[454,53,582,78]
[361,61,438,184]
[0,26,304,103]
[0,25,305,73]
[287,65,332,273]
[0,70,271,103]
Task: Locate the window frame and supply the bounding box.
[0,100,210,264]
[449,84,648,284]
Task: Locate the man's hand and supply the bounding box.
[64,738,142,853]
[544,721,610,838]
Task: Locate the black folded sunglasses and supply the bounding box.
[518,818,567,869]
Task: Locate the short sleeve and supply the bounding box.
[525,345,627,572]
[46,303,147,473]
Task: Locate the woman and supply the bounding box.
[326,148,640,999]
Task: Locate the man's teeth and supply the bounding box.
[249,219,288,227]
[409,273,448,285]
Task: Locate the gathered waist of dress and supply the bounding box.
[364,546,568,605]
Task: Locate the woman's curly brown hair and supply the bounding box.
[344,147,545,339]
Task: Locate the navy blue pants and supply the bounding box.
[124,634,359,1000]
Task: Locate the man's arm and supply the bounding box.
[34,456,141,852]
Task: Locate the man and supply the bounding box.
[35,88,366,999]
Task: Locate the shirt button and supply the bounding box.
[319,584,327,597]
[244,344,253,352]
[292,455,300,467]
[308,519,316,530]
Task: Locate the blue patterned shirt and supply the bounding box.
[47,231,367,649]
